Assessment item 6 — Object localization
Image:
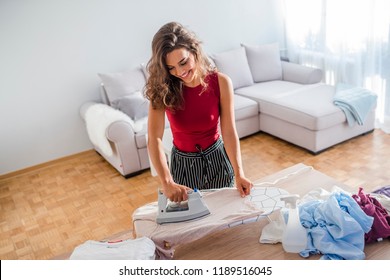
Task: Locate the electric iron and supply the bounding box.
[156,188,210,224]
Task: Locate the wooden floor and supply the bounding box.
[1,129,389,260]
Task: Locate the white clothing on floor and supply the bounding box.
[69,237,155,260]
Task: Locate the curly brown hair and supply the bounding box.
[144,22,215,111]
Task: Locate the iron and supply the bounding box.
[156,188,210,224]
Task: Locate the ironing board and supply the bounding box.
[132,187,273,259]
[133,163,390,260]
[131,164,312,259]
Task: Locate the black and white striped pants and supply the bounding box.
[170,138,234,190]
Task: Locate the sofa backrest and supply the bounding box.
[210,46,254,90]
[98,66,147,106]
[211,43,323,89]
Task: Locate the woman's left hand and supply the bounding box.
[235,176,252,197]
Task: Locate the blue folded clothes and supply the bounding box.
[333,83,377,127]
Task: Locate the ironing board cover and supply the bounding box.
[132,187,287,259]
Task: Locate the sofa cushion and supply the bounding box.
[211,47,253,89]
[135,126,148,149]
[281,61,323,84]
[98,67,146,104]
[234,95,259,121]
[235,82,346,131]
[243,43,282,82]
[111,92,150,121]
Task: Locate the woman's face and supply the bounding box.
[165,48,199,87]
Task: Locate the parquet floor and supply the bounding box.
[1,129,389,260]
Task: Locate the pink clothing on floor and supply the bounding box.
[353,187,390,243]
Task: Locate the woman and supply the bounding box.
[145,22,252,202]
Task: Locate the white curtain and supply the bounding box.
[283,0,390,133]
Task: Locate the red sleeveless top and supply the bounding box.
[166,72,220,152]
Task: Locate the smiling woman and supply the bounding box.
[165,48,198,87]
[144,22,252,203]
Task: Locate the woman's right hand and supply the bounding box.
[162,182,192,202]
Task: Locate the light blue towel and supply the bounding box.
[333,83,377,127]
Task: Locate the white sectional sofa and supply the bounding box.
[80,43,376,177]
[211,43,376,154]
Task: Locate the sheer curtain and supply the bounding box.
[283,0,390,133]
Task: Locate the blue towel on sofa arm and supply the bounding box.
[333,83,377,127]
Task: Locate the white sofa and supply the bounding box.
[80,43,376,177]
[211,44,376,154]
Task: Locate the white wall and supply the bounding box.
[0,0,284,175]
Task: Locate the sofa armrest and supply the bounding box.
[80,101,138,155]
[106,120,136,142]
[106,120,143,174]
[80,101,143,176]
[80,101,137,133]
[281,61,323,84]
